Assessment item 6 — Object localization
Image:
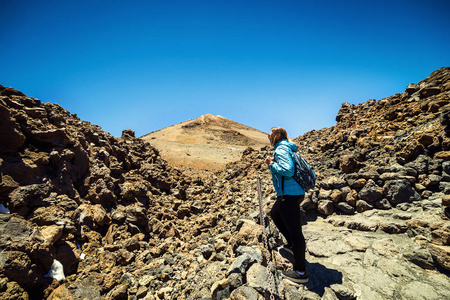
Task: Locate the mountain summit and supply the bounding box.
[140,114,268,170]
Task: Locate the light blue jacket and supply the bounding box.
[269,139,305,196]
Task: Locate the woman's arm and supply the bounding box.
[269,146,295,177]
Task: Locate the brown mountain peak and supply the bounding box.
[140,114,268,170]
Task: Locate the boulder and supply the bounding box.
[431,226,450,245]
[318,189,332,200]
[56,242,80,275]
[349,178,366,189]
[0,279,29,300]
[0,104,25,153]
[356,200,373,213]
[379,221,408,234]
[8,183,52,214]
[345,190,358,207]
[327,176,347,189]
[307,235,352,257]
[404,247,435,269]
[358,166,380,180]
[330,189,342,203]
[246,263,275,296]
[233,220,263,246]
[374,198,392,210]
[235,246,263,264]
[339,155,359,173]
[405,83,419,94]
[40,225,63,247]
[383,179,421,206]
[336,202,355,214]
[29,128,71,147]
[443,195,450,207]
[47,277,102,300]
[229,286,263,300]
[0,251,38,289]
[198,244,215,260]
[439,182,450,194]
[227,253,255,275]
[75,203,111,229]
[358,179,383,202]
[336,102,352,122]
[121,129,135,138]
[420,86,441,98]
[405,155,429,174]
[211,278,231,300]
[429,244,450,271]
[318,200,334,215]
[330,284,356,300]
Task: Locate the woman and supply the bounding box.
[265,127,308,284]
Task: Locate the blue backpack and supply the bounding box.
[291,152,316,192]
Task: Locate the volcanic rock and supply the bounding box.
[1,67,450,299]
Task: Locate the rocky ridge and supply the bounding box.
[0,67,450,300]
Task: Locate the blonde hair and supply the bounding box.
[269,127,288,146]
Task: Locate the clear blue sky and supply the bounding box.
[1,0,449,138]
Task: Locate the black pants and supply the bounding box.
[270,194,306,272]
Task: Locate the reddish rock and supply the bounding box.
[429,244,450,271]
[330,189,342,203]
[339,155,358,173]
[434,151,450,161]
[345,190,358,207]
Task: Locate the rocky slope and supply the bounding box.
[0,86,197,299]
[293,67,450,239]
[0,67,450,300]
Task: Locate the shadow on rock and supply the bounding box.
[303,210,319,224]
[306,261,343,296]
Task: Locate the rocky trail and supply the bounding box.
[300,209,450,300]
[1,67,450,300]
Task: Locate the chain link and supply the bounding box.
[257,176,276,300]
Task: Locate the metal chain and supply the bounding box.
[257,176,276,300]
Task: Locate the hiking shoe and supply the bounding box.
[281,270,309,284]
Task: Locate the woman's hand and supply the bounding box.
[265,156,274,166]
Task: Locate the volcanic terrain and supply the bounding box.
[0,67,449,300]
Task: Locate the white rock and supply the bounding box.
[45,259,65,282]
